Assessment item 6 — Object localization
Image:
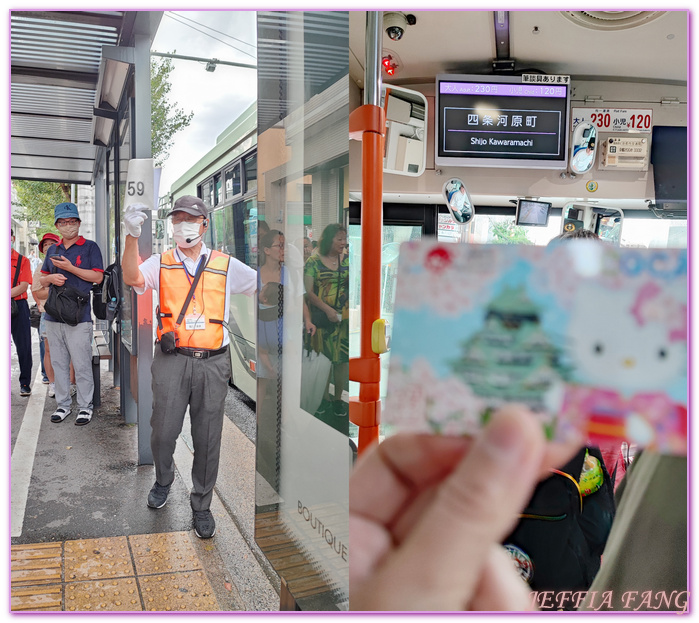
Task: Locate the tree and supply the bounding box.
[151,54,194,167]
[489,219,534,245]
[12,181,70,238]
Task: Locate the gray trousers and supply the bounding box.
[45,321,93,410]
[150,347,231,511]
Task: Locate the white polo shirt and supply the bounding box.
[134,243,257,347]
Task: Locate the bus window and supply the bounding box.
[225,163,242,199]
[202,178,214,208]
[214,173,223,206]
[244,154,257,193]
[206,198,257,265]
[621,218,687,248]
[470,214,563,246]
[211,207,227,252]
[349,222,422,441]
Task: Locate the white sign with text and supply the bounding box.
[571,108,653,133]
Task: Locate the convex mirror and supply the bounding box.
[570,122,597,175]
[442,178,475,225]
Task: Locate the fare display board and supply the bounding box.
[435,74,571,169]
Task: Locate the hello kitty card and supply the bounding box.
[385,240,687,454]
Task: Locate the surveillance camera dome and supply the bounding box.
[384,12,408,41]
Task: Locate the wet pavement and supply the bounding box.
[10,329,280,612]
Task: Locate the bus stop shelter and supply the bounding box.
[10,10,162,464]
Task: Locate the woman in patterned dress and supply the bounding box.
[304,223,349,417]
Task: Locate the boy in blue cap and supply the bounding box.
[39,202,104,425]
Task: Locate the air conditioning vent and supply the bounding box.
[560,11,667,31]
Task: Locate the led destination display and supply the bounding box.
[435,75,571,169]
[442,106,563,156]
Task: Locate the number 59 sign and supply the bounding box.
[571,108,653,134]
[124,158,161,211]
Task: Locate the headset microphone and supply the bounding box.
[185,219,208,243]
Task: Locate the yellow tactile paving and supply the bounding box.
[11,543,63,587]
[11,542,62,558]
[65,578,143,611]
[10,561,62,586]
[130,531,203,575]
[10,532,219,612]
[64,536,134,581]
[139,572,218,611]
[10,584,62,611]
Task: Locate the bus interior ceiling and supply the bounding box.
[348,10,687,215]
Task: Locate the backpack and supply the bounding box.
[92,261,121,323]
[503,446,616,610]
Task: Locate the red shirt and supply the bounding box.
[11,249,32,300]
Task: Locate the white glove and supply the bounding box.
[123,203,149,238]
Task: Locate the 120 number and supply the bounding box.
[628,114,652,129]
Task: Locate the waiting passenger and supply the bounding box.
[11,229,34,397]
[40,203,104,425]
[257,230,288,416]
[31,233,60,385]
[31,232,77,398]
[304,223,349,419]
[121,196,257,539]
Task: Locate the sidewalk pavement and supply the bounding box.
[10,333,280,612]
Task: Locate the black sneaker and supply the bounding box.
[20,385,31,397]
[193,509,216,539]
[147,482,171,509]
[333,401,349,417]
[50,407,71,423]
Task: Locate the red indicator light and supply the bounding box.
[382,55,398,76]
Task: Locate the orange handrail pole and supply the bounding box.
[349,103,385,455]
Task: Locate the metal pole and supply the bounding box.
[355,11,384,453]
[133,32,154,465]
[151,51,256,70]
[364,12,382,107]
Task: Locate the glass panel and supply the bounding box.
[620,218,687,248]
[205,196,258,401]
[214,173,223,205]
[348,223,422,442]
[244,154,257,192]
[255,10,349,611]
[118,113,134,353]
[202,178,214,207]
[225,163,242,198]
[470,214,562,246]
